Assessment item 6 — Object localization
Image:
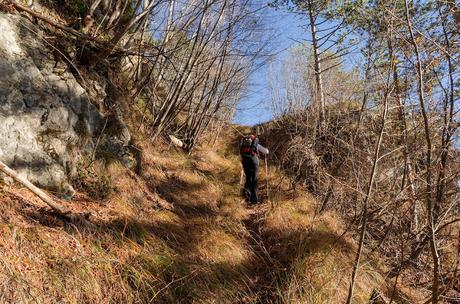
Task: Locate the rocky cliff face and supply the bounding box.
[0,13,131,196]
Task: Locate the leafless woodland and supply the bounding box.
[264,0,460,302]
[3,0,460,302]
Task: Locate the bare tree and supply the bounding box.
[346,48,391,304]
[403,1,440,301]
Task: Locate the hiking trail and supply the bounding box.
[0,128,409,303]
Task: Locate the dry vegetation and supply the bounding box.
[261,2,460,301]
[259,99,460,302]
[0,0,458,302]
[0,127,417,303]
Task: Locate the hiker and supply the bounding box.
[240,134,269,204]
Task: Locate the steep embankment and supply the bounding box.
[0,126,410,303]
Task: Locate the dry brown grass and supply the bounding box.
[258,190,387,303]
[0,128,419,303]
[0,133,254,303]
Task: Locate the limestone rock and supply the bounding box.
[0,13,133,197]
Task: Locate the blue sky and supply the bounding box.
[232,3,367,126]
[233,8,308,126]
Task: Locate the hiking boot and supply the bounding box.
[242,188,251,200]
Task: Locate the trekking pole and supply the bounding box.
[265,156,270,203]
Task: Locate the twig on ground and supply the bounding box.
[0,160,70,215]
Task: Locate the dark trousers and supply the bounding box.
[242,155,259,203]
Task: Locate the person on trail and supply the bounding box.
[240,133,269,204]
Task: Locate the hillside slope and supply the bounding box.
[0,128,416,303]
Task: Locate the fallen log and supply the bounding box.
[0,160,70,215]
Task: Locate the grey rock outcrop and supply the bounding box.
[0,13,132,196]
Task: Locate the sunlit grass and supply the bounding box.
[0,128,413,303]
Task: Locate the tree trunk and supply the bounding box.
[404,1,440,302]
[307,0,325,123]
[345,59,390,304]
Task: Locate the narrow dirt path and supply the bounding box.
[240,202,293,304]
